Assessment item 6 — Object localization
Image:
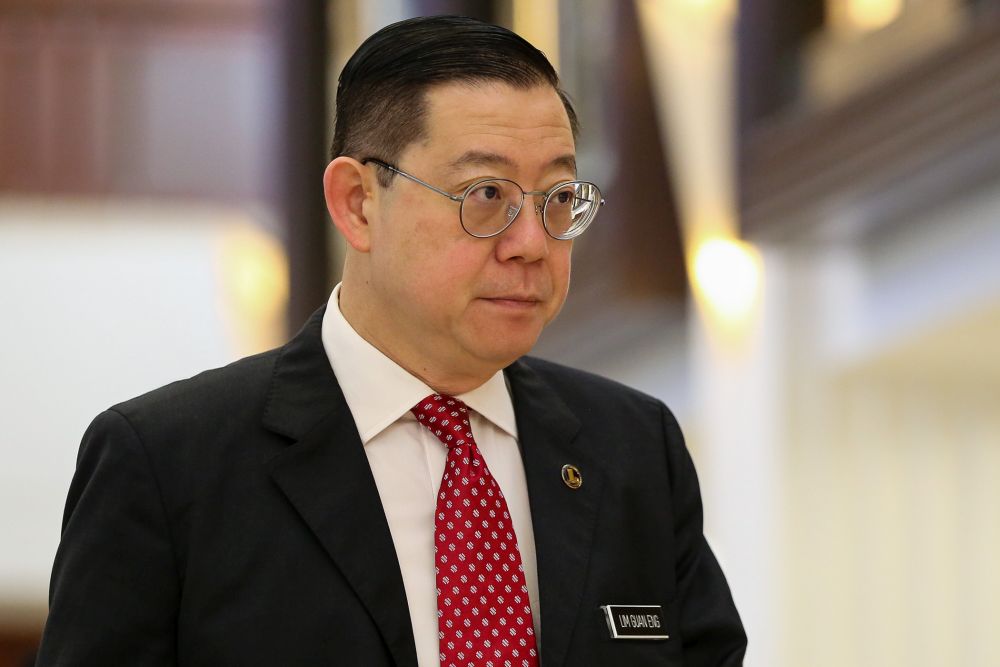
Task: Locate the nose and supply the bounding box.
[503,201,544,223]
[495,196,549,262]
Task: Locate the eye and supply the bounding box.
[468,182,504,202]
[548,186,576,207]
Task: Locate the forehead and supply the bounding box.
[406,82,576,173]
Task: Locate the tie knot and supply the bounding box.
[411,394,474,449]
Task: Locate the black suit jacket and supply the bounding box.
[37,307,746,666]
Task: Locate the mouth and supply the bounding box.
[481,295,544,309]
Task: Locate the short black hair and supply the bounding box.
[331,15,578,185]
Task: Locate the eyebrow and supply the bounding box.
[445,150,578,175]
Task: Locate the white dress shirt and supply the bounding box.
[320,284,540,667]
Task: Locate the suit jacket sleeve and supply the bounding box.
[36,409,179,666]
[661,403,747,665]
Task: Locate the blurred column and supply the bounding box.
[277,0,331,328]
[511,0,559,68]
[636,2,781,665]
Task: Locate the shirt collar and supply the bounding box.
[321,283,518,444]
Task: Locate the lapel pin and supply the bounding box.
[561,464,582,489]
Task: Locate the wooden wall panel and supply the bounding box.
[0,0,274,199]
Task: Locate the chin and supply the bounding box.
[471,335,539,368]
[462,313,548,365]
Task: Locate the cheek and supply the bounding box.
[430,243,492,296]
[540,246,572,322]
[385,234,491,319]
[370,199,442,277]
[550,244,572,290]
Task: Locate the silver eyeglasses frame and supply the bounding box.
[361,157,604,240]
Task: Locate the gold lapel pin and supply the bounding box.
[561,464,582,489]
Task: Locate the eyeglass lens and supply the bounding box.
[459,180,600,239]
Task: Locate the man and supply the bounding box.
[37,15,746,667]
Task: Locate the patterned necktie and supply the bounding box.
[411,394,539,667]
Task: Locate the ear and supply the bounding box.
[324,157,377,253]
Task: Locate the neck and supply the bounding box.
[338,282,497,396]
[407,365,492,397]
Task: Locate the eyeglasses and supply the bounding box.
[361,158,604,240]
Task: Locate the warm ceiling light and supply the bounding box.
[845,0,903,32]
[691,237,761,323]
[663,0,737,19]
[218,224,289,323]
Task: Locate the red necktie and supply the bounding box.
[412,394,539,667]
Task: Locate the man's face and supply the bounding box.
[362,81,576,381]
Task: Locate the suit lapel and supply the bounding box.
[263,308,417,667]
[506,360,607,667]
[258,312,603,667]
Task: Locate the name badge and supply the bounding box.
[601,605,669,640]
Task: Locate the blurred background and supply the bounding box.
[1,0,998,664]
